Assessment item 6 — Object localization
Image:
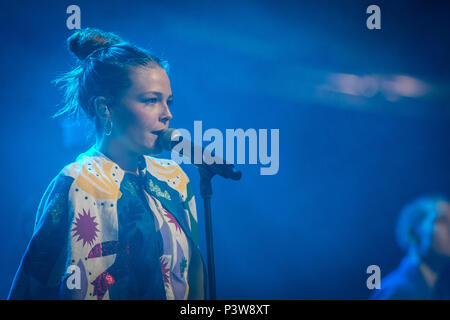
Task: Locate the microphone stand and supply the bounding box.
[198,166,216,300]
[195,162,242,300]
[158,129,242,299]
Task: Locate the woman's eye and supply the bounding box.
[143,98,158,104]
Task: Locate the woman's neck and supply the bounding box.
[95,138,140,175]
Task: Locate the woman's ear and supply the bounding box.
[94,96,112,121]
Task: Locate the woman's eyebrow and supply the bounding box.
[138,91,173,99]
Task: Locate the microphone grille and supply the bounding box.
[159,128,182,151]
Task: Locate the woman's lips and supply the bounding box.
[151,129,165,135]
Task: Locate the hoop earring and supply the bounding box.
[104,120,113,136]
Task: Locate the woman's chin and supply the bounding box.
[145,141,163,156]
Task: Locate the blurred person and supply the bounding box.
[371,195,450,299]
[8,28,206,300]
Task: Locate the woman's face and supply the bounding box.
[111,65,173,155]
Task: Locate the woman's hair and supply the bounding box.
[53,27,169,132]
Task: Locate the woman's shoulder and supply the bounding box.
[144,155,185,171]
[143,155,192,200]
[60,146,118,179]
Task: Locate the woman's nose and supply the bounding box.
[160,103,173,124]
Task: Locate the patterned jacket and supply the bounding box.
[8,146,206,300]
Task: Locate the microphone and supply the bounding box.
[158,128,242,180]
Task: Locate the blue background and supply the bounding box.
[0,0,449,299]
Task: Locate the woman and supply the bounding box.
[8,28,206,300]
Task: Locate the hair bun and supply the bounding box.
[67,27,124,61]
